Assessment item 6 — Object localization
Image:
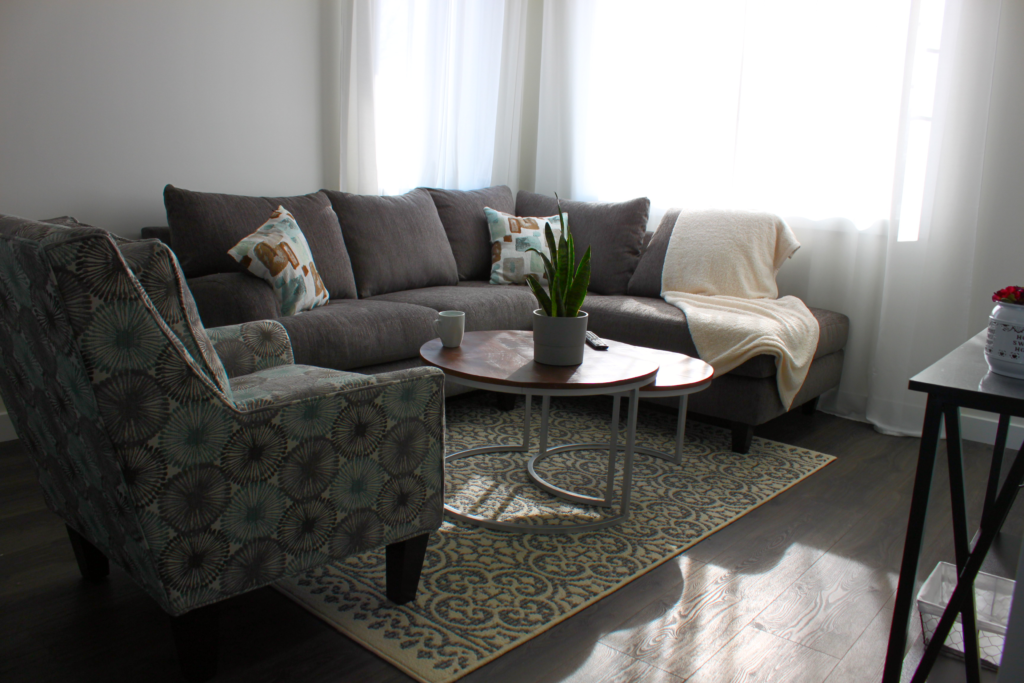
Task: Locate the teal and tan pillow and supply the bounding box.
[484,207,566,285]
[228,207,330,316]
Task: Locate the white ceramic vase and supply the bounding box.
[985,302,1024,379]
[532,309,588,365]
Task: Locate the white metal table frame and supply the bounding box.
[544,384,710,469]
[443,373,653,534]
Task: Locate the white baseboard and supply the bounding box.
[0,411,16,443]
[960,411,1024,451]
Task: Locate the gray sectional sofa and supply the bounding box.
[144,184,849,453]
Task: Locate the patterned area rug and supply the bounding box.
[277,396,834,683]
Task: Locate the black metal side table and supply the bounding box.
[882,331,1024,682]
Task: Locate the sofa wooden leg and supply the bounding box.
[66,524,109,582]
[170,603,220,683]
[731,422,754,454]
[386,533,431,605]
[800,397,820,416]
[494,393,517,411]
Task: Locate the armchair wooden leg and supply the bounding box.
[169,603,220,683]
[731,422,754,454]
[386,533,431,605]
[66,524,109,582]
[800,397,820,416]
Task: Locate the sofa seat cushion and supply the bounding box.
[515,191,650,296]
[584,294,849,379]
[323,188,458,298]
[187,272,282,328]
[231,364,368,410]
[275,300,438,371]
[164,185,358,299]
[425,185,515,281]
[368,280,538,332]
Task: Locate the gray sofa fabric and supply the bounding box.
[187,272,281,328]
[323,188,458,298]
[685,350,846,426]
[583,294,849,379]
[425,186,514,281]
[276,299,438,370]
[141,226,172,244]
[369,280,538,332]
[627,209,680,298]
[143,182,849,440]
[163,185,359,299]
[515,191,650,296]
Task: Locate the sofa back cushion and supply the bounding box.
[323,188,458,298]
[627,209,681,298]
[186,272,282,328]
[164,185,358,300]
[425,185,515,281]
[514,191,649,295]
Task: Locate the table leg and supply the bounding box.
[672,395,688,465]
[882,394,945,682]
[538,394,550,459]
[617,388,640,520]
[523,394,532,451]
[942,405,982,683]
[982,414,1010,529]
[911,443,1024,682]
[604,394,622,503]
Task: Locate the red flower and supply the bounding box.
[993,286,1024,305]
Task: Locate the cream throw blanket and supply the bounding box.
[661,210,819,410]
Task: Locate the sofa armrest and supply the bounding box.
[207,320,294,378]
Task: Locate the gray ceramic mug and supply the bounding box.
[434,310,465,348]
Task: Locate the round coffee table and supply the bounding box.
[584,340,714,465]
[422,330,686,533]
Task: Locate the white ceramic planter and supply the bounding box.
[532,309,588,365]
[985,302,1024,379]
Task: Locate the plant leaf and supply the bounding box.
[556,231,569,306]
[564,247,591,317]
[526,247,556,289]
[544,223,558,264]
[525,274,553,316]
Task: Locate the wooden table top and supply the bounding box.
[419,330,713,392]
[603,339,714,393]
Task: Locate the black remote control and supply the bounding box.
[585,331,609,350]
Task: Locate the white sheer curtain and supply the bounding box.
[529,0,910,229]
[336,0,506,195]
[337,0,1007,438]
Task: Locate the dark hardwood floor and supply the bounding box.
[1,395,1021,682]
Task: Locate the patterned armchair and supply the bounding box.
[0,216,445,681]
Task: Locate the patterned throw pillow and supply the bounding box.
[484,207,566,285]
[228,207,330,316]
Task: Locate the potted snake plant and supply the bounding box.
[525,195,592,365]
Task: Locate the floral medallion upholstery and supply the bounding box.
[0,216,445,616]
[206,320,295,379]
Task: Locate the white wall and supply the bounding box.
[961,0,1024,447]
[970,0,1024,334]
[0,0,325,439]
[0,0,325,238]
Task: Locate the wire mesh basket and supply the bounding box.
[917,561,1015,670]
